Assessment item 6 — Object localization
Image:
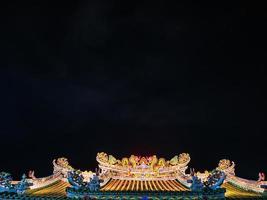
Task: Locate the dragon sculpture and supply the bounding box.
[97,152,190,169]
[55,157,73,170]
[169,153,190,166]
[97,152,109,163]
[216,159,235,175]
[53,157,74,178]
[121,157,129,167]
[129,155,139,168]
[96,152,192,180]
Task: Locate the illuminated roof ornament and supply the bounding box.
[0,153,267,199]
[96,152,191,181]
[216,159,235,175]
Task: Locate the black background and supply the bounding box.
[1,1,266,179]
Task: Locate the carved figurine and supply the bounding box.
[204,170,226,190]
[87,175,101,191]
[67,170,101,192]
[67,170,86,189]
[188,169,225,192]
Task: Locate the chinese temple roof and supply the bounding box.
[0,153,267,199]
[0,180,265,199]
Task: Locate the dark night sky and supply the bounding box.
[1,1,267,179]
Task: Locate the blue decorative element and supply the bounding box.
[67,170,86,190]
[188,169,226,192]
[0,172,15,193]
[87,175,101,191]
[66,188,226,199]
[67,170,101,192]
[0,172,32,194]
[141,196,149,200]
[188,175,205,191]
[205,170,226,190]
[15,174,33,194]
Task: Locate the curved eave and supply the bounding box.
[223,182,264,199]
[1,179,266,199]
[101,179,188,191]
[26,180,69,197]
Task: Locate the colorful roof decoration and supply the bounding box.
[0,152,267,199]
[96,152,190,181]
